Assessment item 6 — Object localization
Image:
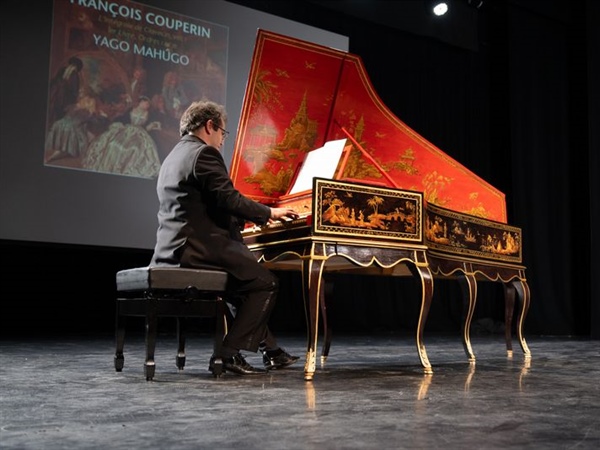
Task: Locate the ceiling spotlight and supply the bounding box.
[432,2,449,16]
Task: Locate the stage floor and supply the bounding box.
[1,332,599,449]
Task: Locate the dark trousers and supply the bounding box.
[222,264,279,353]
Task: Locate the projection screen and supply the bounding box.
[0,0,348,249]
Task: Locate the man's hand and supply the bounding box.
[269,207,300,222]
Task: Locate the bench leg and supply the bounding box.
[176,318,186,370]
[114,306,125,372]
[144,300,157,381]
[116,294,227,379]
[209,299,226,378]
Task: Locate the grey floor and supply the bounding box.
[1,331,599,449]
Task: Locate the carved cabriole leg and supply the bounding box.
[458,272,477,362]
[503,281,516,356]
[510,278,532,358]
[144,296,158,381]
[410,253,434,374]
[302,245,326,381]
[320,277,334,363]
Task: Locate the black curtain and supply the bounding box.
[587,0,600,339]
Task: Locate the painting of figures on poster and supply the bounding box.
[44,0,228,178]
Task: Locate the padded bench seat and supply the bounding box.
[114,266,229,380]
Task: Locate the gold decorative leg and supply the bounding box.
[304,349,317,381]
[412,260,434,374]
[459,273,477,362]
[302,253,325,381]
[513,279,532,358]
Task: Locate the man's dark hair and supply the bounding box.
[179,100,227,136]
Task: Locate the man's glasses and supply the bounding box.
[214,124,230,138]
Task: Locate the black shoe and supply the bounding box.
[209,353,267,375]
[262,348,300,370]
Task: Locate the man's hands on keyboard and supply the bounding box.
[269,207,299,223]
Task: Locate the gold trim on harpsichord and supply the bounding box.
[249,239,430,277]
[312,178,423,243]
[245,233,430,252]
[425,203,523,264]
[427,251,527,282]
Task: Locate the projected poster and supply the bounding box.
[44,0,228,178]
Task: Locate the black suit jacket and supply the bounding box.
[150,134,271,280]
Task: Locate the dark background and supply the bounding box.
[1,0,598,339]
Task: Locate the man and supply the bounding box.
[151,100,299,375]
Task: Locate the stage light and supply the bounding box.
[431,2,449,16]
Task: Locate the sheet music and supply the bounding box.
[288,139,347,194]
